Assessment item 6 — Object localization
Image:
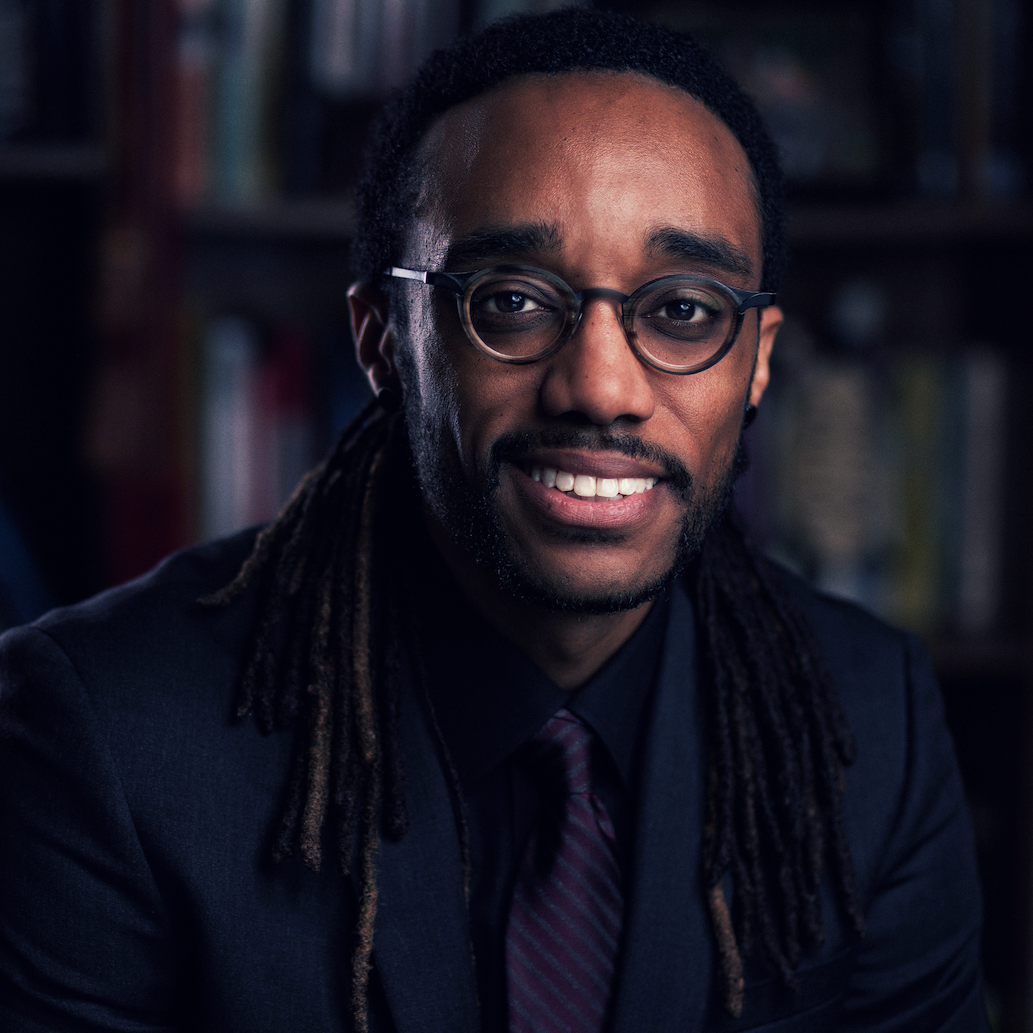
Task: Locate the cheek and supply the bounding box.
[401,298,464,442]
[659,368,751,478]
[404,298,532,471]
[452,362,542,471]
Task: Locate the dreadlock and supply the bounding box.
[693,515,864,1016]
[200,401,421,1033]
[203,402,863,1026]
[201,10,861,1024]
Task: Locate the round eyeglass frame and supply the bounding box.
[386,264,776,375]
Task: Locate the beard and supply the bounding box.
[405,411,745,615]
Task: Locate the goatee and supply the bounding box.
[406,420,745,615]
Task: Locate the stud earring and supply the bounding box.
[743,403,757,427]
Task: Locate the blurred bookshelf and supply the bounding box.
[185,197,355,238]
[0,143,107,180]
[0,0,106,620]
[1,0,1031,1029]
[787,199,1033,242]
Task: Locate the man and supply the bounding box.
[0,9,986,1032]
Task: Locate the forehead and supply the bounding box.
[411,71,762,277]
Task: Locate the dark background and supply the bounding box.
[1,0,1030,1028]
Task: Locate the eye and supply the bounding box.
[634,281,730,344]
[478,290,545,315]
[661,297,708,322]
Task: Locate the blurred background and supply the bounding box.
[0,0,1030,1026]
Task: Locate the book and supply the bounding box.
[0,491,54,629]
[0,0,30,141]
[954,349,1007,633]
[746,336,1012,638]
[198,316,321,540]
[199,316,262,540]
[212,0,287,202]
[174,0,219,204]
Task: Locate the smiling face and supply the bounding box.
[358,71,781,613]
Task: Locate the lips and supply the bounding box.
[530,465,657,501]
[503,447,667,531]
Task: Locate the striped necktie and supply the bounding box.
[505,708,624,1033]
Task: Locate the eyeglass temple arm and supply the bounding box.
[737,290,777,314]
[386,267,467,295]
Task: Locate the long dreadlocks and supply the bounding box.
[202,400,863,1028]
[201,10,864,1025]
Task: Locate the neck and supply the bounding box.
[424,513,653,691]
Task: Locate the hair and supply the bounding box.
[203,409,863,1028]
[352,6,788,296]
[203,10,860,1028]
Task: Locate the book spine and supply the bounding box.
[890,353,946,633]
[213,0,286,202]
[955,348,1007,633]
[174,0,219,204]
[199,316,260,540]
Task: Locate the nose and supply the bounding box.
[538,296,656,426]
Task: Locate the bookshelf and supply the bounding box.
[0,143,107,180]
[0,0,107,619]
[787,199,1033,243]
[2,0,1031,1028]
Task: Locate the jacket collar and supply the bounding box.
[372,579,706,1033]
[609,580,712,1031]
[371,670,481,1033]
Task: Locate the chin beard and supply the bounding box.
[407,419,745,615]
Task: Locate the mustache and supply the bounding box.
[487,429,693,495]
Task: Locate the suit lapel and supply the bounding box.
[610,583,713,1032]
[372,667,480,1033]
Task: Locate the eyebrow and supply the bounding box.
[444,223,562,267]
[647,227,755,279]
[443,222,755,280]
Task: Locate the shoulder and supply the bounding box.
[764,560,914,676]
[35,526,257,649]
[759,561,974,906]
[758,561,941,770]
[0,528,262,749]
[760,562,933,750]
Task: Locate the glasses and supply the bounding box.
[387,264,775,375]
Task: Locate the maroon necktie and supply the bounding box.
[505,708,624,1033]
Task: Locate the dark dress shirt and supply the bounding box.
[409,548,669,1033]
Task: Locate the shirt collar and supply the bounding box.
[412,544,670,787]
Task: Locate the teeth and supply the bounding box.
[529,466,658,499]
[573,474,596,497]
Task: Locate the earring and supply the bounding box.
[743,403,757,427]
[376,386,402,412]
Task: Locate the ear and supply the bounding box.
[749,305,782,407]
[348,282,398,396]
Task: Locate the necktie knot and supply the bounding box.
[531,708,592,796]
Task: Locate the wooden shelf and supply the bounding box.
[787,200,1033,246]
[184,198,355,240]
[182,197,1033,248]
[0,143,106,181]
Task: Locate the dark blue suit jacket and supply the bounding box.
[0,531,987,1031]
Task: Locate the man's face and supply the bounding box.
[373,72,779,612]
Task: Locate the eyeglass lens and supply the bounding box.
[463,269,737,368]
